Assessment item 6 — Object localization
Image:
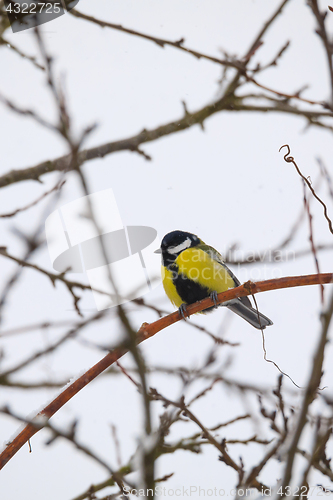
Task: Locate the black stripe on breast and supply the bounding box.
[171,264,211,305]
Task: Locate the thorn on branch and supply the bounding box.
[257,40,290,71]
[182,100,190,116]
[156,472,174,483]
[257,394,284,435]
[218,438,229,464]
[133,147,152,161]
[238,456,245,485]
[78,123,98,149]
[174,37,185,47]
[273,375,288,432]
[273,40,290,66]
[243,40,264,62]
[294,85,309,98]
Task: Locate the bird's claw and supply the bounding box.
[178,303,189,321]
[210,291,219,309]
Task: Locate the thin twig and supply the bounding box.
[149,388,268,492]
[0,37,45,70]
[308,1,333,109]
[280,144,333,234]
[0,93,57,132]
[0,180,65,218]
[0,247,86,316]
[0,406,125,491]
[69,9,244,71]
[303,183,324,303]
[0,310,104,378]
[317,157,333,200]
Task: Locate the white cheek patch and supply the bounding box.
[168,237,192,254]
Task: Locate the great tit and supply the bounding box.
[155,230,273,330]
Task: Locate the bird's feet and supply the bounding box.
[210,291,219,309]
[178,303,189,321]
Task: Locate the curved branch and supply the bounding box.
[0,272,332,470]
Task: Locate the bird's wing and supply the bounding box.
[198,243,225,266]
[198,243,253,309]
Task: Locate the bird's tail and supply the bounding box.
[227,299,273,330]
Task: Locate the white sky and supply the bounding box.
[0,1,333,499]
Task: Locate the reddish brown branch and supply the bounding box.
[0,272,332,470]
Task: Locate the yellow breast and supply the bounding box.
[162,265,184,308]
[162,248,235,308]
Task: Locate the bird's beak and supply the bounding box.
[154,248,162,254]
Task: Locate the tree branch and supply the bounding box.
[0,272,332,471]
[276,290,333,498]
[69,8,244,71]
[1,95,331,190]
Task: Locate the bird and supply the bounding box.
[155,230,273,330]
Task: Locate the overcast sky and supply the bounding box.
[1,1,333,499]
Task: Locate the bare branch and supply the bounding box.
[69,8,244,70]
[0,93,57,132]
[0,247,87,316]
[0,180,65,218]
[277,290,333,497]
[0,406,125,491]
[0,36,45,70]
[1,96,331,191]
[303,182,324,302]
[0,273,332,471]
[0,310,104,379]
[308,1,333,109]
[280,144,333,234]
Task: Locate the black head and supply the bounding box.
[158,230,201,265]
